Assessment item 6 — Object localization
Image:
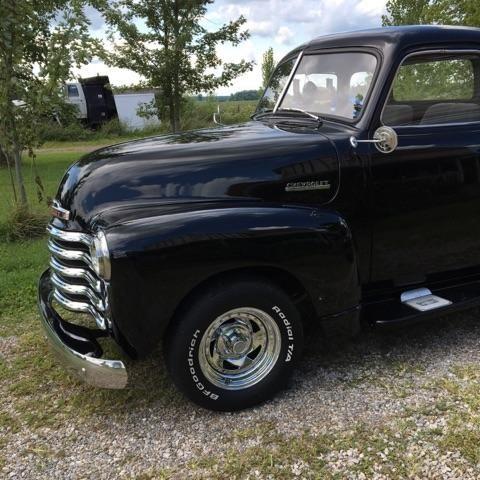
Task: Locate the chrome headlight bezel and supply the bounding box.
[90,230,111,281]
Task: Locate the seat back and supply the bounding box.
[420,103,480,125]
[383,105,414,125]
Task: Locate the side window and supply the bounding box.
[67,85,80,98]
[382,54,479,127]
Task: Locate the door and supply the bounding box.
[82,84,109,125]
[66,83,87,119]
[370,51,480,284]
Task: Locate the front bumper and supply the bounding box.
[38,269,128,389]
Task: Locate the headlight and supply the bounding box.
[90,230,111,281]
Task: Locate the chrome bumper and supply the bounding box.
[38,269,128,389]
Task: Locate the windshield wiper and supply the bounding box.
[276,108,321,121]
[250,109,273,119]
[252,107,322,127]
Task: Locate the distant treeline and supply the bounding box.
[193,90,262,102]
[112,84,262,102]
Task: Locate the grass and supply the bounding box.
[0,151,80,226]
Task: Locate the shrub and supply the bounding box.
[180,98,256,130]
[2,206,48,242]
[39,120,93,142]
[97,118,129,137]
[36,100,258,143]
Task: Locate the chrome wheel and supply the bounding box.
[198,307,281,390]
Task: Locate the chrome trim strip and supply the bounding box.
[51,200,71,221]
[51,273,105,312]
[273,51,304,113]
[49,257,101,293]
[48,239,93,268]
[53,288,106,330]
[47,224,92,247]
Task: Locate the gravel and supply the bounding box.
[2,310,480,479]
[0,336,18,361]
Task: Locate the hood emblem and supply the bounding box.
[51,200,71,221]
[285,180,331,192]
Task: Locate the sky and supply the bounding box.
[75,0,388,95]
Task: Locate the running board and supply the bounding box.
[363,280,480,326]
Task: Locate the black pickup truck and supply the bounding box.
[38,25,480,411]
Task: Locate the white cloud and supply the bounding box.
[247,20,275,37]
[78,0,388,94]
[355,0,387,17]
[275,26,294,45]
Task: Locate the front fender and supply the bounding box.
[106,204,360,355]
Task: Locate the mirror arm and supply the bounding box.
[350,137,382,148]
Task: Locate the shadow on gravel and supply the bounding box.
[97,308,480,416]
[299,307,480,383]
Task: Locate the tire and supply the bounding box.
[164,278,304,411]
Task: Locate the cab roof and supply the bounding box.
[286,25,480,58]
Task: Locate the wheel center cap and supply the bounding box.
[232,339,249,355]
[216,323,252,358]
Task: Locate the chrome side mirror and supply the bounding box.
[350,126,398,154]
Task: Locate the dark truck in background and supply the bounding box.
[39,26,480,411]
[65,75,118,127]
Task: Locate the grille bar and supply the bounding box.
[47,224,92,247]
[48,239,93,269]
[51,273,106,311]
[53,289,107,330]
[50,257,102,293]
[47,223,108,330]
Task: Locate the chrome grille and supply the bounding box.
[47,224,109,330]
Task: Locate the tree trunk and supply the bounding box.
[0,149,8,168]
[13,144,27,206]
[4,9,28,208]
[173,94,181,132]
[169,96,176,132]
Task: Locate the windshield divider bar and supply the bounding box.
[273,50,304,113]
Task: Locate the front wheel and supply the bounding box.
[164,279,304,411]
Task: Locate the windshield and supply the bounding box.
[256,51,378,121]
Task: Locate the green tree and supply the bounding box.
[382,0,480,26]
[382,0,435,25]
[101,0,254,132]
[0,0,98,207]
[261,47,276,90]
[229,90,260,101]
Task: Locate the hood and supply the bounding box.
[56,120,340,229]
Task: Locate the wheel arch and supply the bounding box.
[167,265,318,335]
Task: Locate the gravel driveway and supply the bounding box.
[2,310,480,479]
